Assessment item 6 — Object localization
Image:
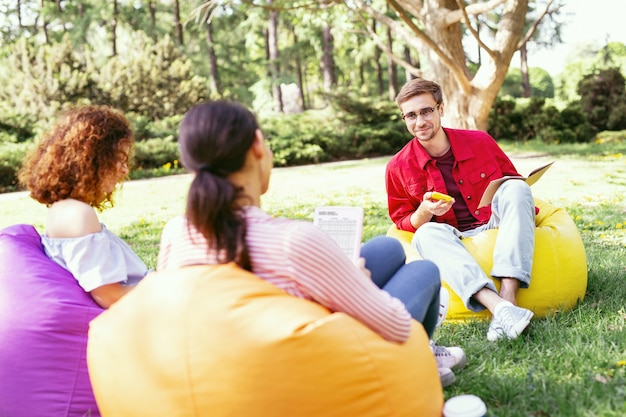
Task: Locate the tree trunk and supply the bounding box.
[321,24,336,92]
[412,0,527,130]
[173,0,184,46]
[205,19,221,97]
[386,25,398,101]
[372,19,383,96]
[520,44,531,98]
[17,0,23,29]
[39,0,49,43]
[291,27,307,110]
[148,1,157,42]
[267,0,283,112]
[111,0,118,56]
[403,47,413,83]
[359,39,366,89]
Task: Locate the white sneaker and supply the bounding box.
[436,287,450,329]
[487,301,534,342]
[438,367,456,388]
[431,340,467,370]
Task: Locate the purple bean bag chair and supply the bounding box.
[0,224,103,417]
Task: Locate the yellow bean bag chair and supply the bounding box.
[387,199,587,322]
[87,263,443,417]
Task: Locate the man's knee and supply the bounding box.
[499,179,533,200]
[412,222,448,246]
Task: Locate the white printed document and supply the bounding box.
[313,206,364,262]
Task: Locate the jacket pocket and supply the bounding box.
[467,162,499,185]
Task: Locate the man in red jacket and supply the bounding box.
[386,78,535,345]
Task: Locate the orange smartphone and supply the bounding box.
[431,191,452,202]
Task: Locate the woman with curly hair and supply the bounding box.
[18,105,149,308]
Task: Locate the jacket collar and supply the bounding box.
[412,128,476,168]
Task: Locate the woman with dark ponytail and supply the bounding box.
[157,101,464,386]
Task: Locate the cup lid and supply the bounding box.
[443,394,487,417]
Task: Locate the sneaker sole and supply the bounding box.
[487,310,534,342]
[436,287,450,329]
[453,353,467,370]
[440,370,456,388]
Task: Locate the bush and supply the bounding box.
[0,32,206,139]
[94,33,208,121]
[578,67,626,132]
[499,67,554,99]
[0,142,33,193]
[129,114,184,142]
[595,130,626,144]
[132,137,180,170]
[262,109,335,167]
[261,92,410,167]
[488,97,595,143]
[326,91,408,156]
[0,35,95,134]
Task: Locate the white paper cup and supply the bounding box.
[443,394,487,417]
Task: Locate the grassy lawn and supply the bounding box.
[1,140,625,416]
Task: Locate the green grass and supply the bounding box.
[1,142,625,416]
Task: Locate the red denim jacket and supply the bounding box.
[385,128,520,232]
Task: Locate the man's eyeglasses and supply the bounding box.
[402,103,441,123]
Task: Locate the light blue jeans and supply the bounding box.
[360,236,441,337]
[412,180,535,312]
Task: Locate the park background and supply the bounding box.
[0,1,625,416]
[1,0,626,192]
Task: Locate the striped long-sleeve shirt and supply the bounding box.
[157,206,412,343]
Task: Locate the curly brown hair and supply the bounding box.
[18,105,134,210]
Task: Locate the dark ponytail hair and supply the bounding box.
[178,101,258,270]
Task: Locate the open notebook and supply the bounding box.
[478,161,555,208]
[313,206,364,262]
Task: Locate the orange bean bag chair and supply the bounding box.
[387,199,587,322]
[87,263,443,417]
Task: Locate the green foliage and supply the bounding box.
[94,33,208,121]
[500,67,554,99]
[529,67,554,98]
[577,67,626,132]
[488,97,595,143]
[553,42,626,106]
[0,142,33,193]
[261,92,409,167]
[595,130,626,144]
[132,137,180,170]
[262,109,335,167]
[500,68,524,98]
[0,35,96,133]
[129,114,184,142]
[326,91,408,156]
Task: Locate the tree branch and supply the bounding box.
[354,12,423,79]
[454,0,496,60]
[517,0,560,49]
[191,0,338,24]
[354,1,452,71]
[385,0,472,93]
[444,0,507,26]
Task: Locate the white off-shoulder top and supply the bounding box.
[42,224,149,292]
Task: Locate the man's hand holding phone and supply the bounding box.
[422,191,455,217]
[430,191,453,202]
